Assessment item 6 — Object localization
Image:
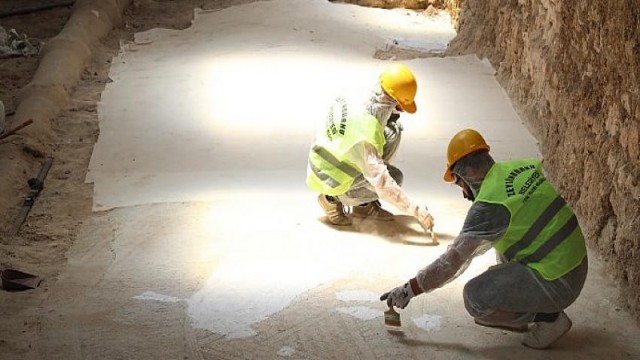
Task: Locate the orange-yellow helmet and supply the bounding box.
[380,63,417,113]
[444,129,490,182]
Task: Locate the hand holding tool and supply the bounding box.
[380,281,416,309]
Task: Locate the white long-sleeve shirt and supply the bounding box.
[415,201,509,293]
[344,140,423,218]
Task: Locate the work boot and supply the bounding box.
[318,195,351,226]
[474,318,529,333]
[352,201,394,221]
[522,311,572,349]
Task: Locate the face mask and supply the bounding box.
[365,84,396,125]
[462,185,476,202]
[455,174,476,202]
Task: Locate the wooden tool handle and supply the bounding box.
[0,119,34,140]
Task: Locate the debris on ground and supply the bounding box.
[0,25,42,59]
[0,268,42,291]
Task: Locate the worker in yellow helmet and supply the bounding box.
[306,63,434,233]
[381,129,588,349]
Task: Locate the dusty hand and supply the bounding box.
[416,207,434,232]
[380,282,416,309]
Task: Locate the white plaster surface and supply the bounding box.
[133,291,182,303]
[336,289,380,302]
[335,306,382,320]
[86,0,541,340]
[88,0,536,212]
[277,346,296,357]
[412,313,443,332]
[183,196,461,338]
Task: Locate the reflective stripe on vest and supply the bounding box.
[311,145,360,179]
[503,196,566,260]
[308,145,360,191]
[476,159,587,280]
[306,98,385,196]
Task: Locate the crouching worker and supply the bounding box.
[381,128,588,349]
[306,63,434,233]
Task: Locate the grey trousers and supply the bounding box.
[463,257,588,325]
[337,120,403,206]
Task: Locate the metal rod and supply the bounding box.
[0,119,33,140]
[10,157,54,236]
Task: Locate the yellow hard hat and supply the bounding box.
[444,129,490,182]
[380,63,417,114]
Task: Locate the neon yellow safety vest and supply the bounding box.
[306,98,385,196]
[475,159,587,280]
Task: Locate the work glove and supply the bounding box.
[380,280,417,309]
[414,206,435,232]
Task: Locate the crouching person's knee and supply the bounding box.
[463,277,488,318]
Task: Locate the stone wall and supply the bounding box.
[447,0,640,320]
[330,0,442,9]
[329,0,461,21]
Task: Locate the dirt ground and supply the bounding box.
[0,0,257,355]
[0,0,79,285]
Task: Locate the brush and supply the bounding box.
[384,306,401,327]
[428,226,439,245]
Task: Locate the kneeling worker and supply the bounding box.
[306,63,434,233]
[381,129,588,349]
